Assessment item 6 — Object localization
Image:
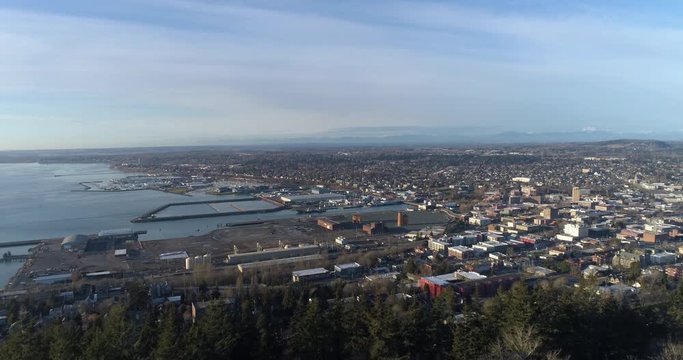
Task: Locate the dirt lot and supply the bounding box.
[6,210,449,291]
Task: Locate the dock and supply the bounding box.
[0,254,29,262]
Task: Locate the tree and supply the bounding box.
[451,310,491,360]
[153,304,179,360]
[82,305,134,360]
[133,311,159,358]
[0,314,48,360]
[669,282,683,332]
[48,321,82,360]
[487,325,543,360]
[127,281,150,311]
[368,299,402,360]
[627,262,642,282]
[288,299,332,359]
[405,258,418,275]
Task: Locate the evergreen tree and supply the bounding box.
[152,304,178,360]
[287,298,332,359]
[342,297,372,358]
[82,305,134,360]
[0,314,48,360]
[451,304,492,360]
[48,321,82,360]
[133,311,159,359]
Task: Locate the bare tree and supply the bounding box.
[652,340,683,360]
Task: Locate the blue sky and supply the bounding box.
[1,0,683,149]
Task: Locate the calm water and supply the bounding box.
[0,163,405,287]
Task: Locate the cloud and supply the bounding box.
[0,0,683,149]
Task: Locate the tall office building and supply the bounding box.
[572,186,581,202]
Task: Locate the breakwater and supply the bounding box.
[0,239,43,248]
[132,197,287,223]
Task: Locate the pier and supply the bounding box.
[0,254,29,263]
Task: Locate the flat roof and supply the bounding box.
[423,276,450,286]
[160,251,189,261]
[365,272,399,281]
[85,271,114,277]
[292,268,329,277]
[228,245,319,260]
[335,262,361,270]
[34,273,72,283]
[455,271,487,281]
[237,255,323,271]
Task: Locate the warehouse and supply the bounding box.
[292,268,330,282]
[225,244,320,265]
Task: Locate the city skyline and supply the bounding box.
[2,0,683,150]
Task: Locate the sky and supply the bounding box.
[1,0,683,150]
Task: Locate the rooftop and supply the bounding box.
[292,268,329,277]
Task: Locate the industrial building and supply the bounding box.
[363,222,385,236]
[397,212,408,227]
[61,234,89,252]
[334,262,362,278]
[292,268,330,282]
[317,218,340,231]
[237,254,324,273]
[33,273,73,285]
[225,244,320,265]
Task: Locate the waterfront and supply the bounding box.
[0,163,406,287]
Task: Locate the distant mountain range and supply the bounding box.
[259,126,683,146]
[1,127,682,159]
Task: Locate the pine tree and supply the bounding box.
[153,304,178,360]
[0,314,48,360]
[288,298,332,359]
[133,311,159,358]
[48,321,82,360]
[82,305,133,360]
[451,304,492,360]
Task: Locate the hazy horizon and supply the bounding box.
[2,1,683,150]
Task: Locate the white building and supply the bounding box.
[563,223,588,238]
[428,239,450,253]
[469,216,492,226]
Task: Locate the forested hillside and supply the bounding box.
[3,279,683,360]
